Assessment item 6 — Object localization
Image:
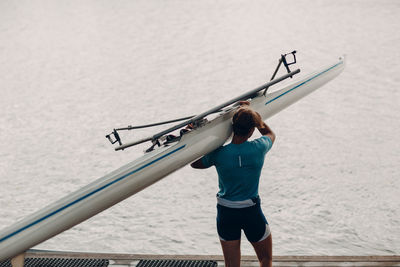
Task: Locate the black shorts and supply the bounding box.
[216,202,270,242]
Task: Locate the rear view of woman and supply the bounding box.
[191,101,276,267]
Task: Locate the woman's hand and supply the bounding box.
[238,100,250,106]
[185,123,194,130]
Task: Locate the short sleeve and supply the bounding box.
[201,149,219,168]
[253,136,273,154]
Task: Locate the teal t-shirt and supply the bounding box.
[201,136,273,201]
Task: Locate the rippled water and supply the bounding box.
[0,0,399,256]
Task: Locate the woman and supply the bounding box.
[191,101,275,267]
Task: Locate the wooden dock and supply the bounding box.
[13,250,399,267]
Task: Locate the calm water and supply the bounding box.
[0,0,399,256]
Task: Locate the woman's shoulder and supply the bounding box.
[249,136,273,151]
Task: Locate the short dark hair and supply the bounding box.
[232,108,256,136]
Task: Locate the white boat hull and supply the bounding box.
[0,56,345,261]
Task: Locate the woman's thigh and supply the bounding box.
[220,239,241,267]
[251,234,272,264]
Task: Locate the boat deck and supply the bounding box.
[6,250,398,267]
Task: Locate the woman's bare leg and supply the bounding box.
[220,239,241,267]
[250,234,272,267]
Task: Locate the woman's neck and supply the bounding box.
[231,135,248,144]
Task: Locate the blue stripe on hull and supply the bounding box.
[0,145,186,243]
[265,61,343,105]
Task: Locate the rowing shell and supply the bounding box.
[0,56,345,261]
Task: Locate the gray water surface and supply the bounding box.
[0,0,399,256]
